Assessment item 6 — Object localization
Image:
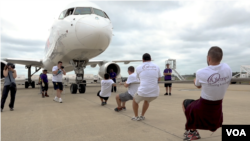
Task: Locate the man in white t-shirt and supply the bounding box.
[114,66,140,112]
[97,73,116,106]
[132,53,161,121]
[52,61,66,103]
[182,46,232,141]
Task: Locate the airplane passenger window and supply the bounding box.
[74,7,92,15]
[59,10,67,19]
[93,8,106,18]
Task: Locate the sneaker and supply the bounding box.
[164,93,168,95]
[183,130,201,141]
[10,108,14,111]
[114,107,123,112]
[53,97,58,102]
[139,115,145,120]
[101,102,105,106]
[169,93,171,96]
[1,109,3,112]
[42,93,45,98]
[184,130,190,137]
[131,116,141,121]
[59,98,63,103]
[104,102,107,105]
[122,107,126,111]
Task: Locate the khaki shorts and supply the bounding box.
[134,93,157,104]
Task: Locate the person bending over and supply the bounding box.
[114,66,139,112]
[52,61,66,103]
[41,69,49,98]
[182,46,232,141]
[97,73,116,106]
[132,53,161,121]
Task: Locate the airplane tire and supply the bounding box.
[25,81,29,88]
[82,80,86,87]
[31,81,35,88]
[70,84,77,94]
[79,84,85,94]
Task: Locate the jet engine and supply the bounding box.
[98,62,120,79]
[1,60,7,79]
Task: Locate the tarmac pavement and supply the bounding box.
[1,83,250,141]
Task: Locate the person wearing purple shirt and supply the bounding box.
[41,69,49,98]
[163,63,172,96]
[109,69,117,92]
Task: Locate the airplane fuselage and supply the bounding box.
[43,3,113,72]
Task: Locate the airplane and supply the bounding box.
[1,1,140,94]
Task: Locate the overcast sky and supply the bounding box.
[1,0,250,77]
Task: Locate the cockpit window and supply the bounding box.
[65,8,74,18]
[93,8,107,18]
[59,10,67,19]
[104,12,110,19]
[74,7,92,15]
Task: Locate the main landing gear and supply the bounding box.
[25,66,41,88]
[70,60,87,94]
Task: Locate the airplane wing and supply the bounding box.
[87,60,142,66]
[2,58,43,67]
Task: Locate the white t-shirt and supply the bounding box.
[126,73,140,97]
[136,62,161,97]
[52,66,63,82]
[100,79,114,97]
[195,63,232,101]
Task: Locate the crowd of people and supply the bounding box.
[1,46,233,141]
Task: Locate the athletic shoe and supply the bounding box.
[122,107,126,111]
[139,115,145,120]
[42,93,45,98]
[1,109,3,112]
[53,97,58,102]
[104,102,107,105]
[114,107,123,112]
[184,130,190,137]
[10,108,14,111]
[131,116,141,121]
[169,93,171,96]
[59,98,63,103]
[101,102,105,106]
[183,130,201,141]
[164,93,168,95]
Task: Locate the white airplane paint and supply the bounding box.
[1,1,140,94]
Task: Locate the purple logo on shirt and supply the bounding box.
[207,73,230,84]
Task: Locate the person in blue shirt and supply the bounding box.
[109,69,117,92]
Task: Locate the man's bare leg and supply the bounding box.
[99,98,103,102]
[57,89,60,98]
[133,99,139,117]
[122,102,126,107]
[166,87,168,93]
[169,87,172,93]
[115,95,122,108]
[141,101,149,116]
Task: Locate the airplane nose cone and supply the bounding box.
[75,16,112,49]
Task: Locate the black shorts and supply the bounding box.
[42,82,48,91]
[97,90,109,100]
[53,82,63,90]
[164,79,172,87]
[183,99,195,109]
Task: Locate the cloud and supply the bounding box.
[1,0,250,78]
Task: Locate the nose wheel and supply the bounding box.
[70,84,78,94]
